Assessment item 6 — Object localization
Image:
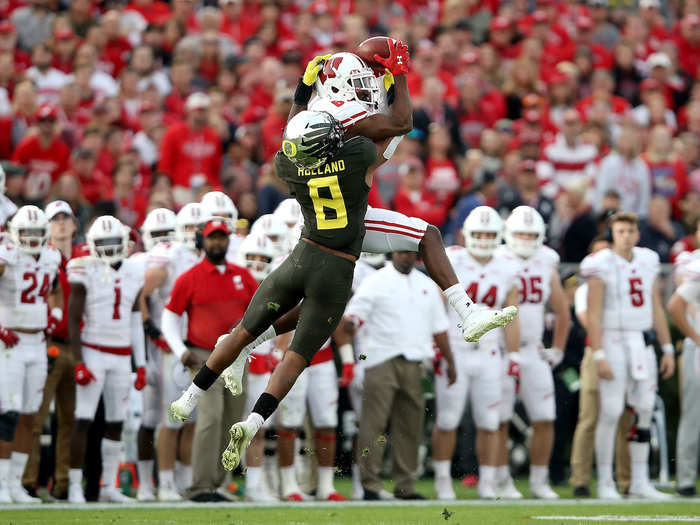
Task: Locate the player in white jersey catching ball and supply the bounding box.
[580,212,674,500]
[432,206,521,500]
[0,206,61,503]
[66,216,147,504]
[495,206,570,499]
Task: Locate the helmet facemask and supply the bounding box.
[13,227,48,254]
[466,231,500,258]
[91,236,127,264]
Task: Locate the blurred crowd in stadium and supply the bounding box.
[2,0,700,506]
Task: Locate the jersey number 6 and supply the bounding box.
[307,175,348,230]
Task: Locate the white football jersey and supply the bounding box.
[674,249,700,282]
[0,194,17,228]
[580,247,659,332]
[147,241,201,323]
[67,256,144,347]
[308,96,373,131]
[497,245,559,345]
[446,245,521,349]
[0,244,60,330]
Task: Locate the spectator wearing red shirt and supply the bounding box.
[574,16,613,70]
[158,92,222,204]
[405,42,458,106]
[51,29,78,74]
[488,16,521,60]
[0,21,31,74]
[162,219,257,499]
[642,125,689,219]
[66,147,113,206]
[675,14,700,79]
[456,74,506,149]
[100,11,132,78]
[639,0,670,53]
[393,160,449,228]
[576,69,630,121]
[21,200,87,499]
[11,103,70,202]
[125,0,172,25]
[219,0,261,45]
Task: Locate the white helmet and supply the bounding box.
[462,206,503,258]
[237,233,276,282]
[86,215,129,264]
[175,203,211,250]
[504,206,545,259]
[201,191,238,232]
[273,198,302,229]
[0,164,5,195]
[9,205,48,254]
[250,214,289,256]
[141,208,177,251]
[315,52,381,112]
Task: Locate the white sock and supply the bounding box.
[496,465,511,484]
[101,439,122,491]
[0,459,10,487]
[317,466,334,497]
[479,465,496,487]
[69,468,83,486]
[629,441,650,488]
[9,452,28,488]
[530,465,548,487]
[351,464,363,497]
[159,469,175,489]
[176,464,192,491]
[137,460,154,490]
[434,459,451,479]
[444,284,473,323]
[246,413,265,434]
[279,465,299,496]
[246,466,262,490]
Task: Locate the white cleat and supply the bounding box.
[170,389,200,423]
[68,483,86,504]
[531,484,559,499]
[0,486,10,503]
[244,486,279,502]
[99,488,135,503]
[222,340,256,397]
[136,485,156,502]
[597,482,622,500]
[628,483,673,500]
[221,421,255,471]
[157,486,183,502]
[462,305,518,343]
[435,477,456,500]
[478,482,498,500]
[378,490,395,500]
[9,486,41,503]
[498,478,523,500]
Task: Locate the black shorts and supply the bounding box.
[240,240,355,364]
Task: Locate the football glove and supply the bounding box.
[134,367,147,390]
[0,325,19,348]
[374,40,410,76]
[303,54,332,86]
[75,362,96,386]
[46,307,63,337]
[339,363,354,387]
[540,347,564,368]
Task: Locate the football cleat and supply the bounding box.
[477,482,497,500]
[597,482,622,500]
[0,486,11,503]
[157,486,183,502]
[170,389,200,422]
[99,488,135,503]
[222,345,252,397]
[323,492,347,501]
[9,485,40,503]
[462,305,518,343]
[531,484,559,499]
[244,487,279,502]
[628,483,673,500]
[435,477,456,500]
[284,492,306,501]
[136,484,156,502]
[221,421,255,471]
[498,478,523,500]
[68,483,86,504]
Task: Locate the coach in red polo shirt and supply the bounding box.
[162,218,257,501]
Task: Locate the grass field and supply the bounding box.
[1,479,699,525]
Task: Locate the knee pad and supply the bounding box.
[0,411,19,441]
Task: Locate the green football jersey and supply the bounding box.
[275,136,377,258]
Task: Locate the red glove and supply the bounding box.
[507,358,520,393]
[0,326,19,348]
[134,367,147,390]
[75,363,96,386]
[433,352,443,376]
[339,363,354,387]
[153,337,171,353]
[374,39,410,76]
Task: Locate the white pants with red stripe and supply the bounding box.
[75,346,132,422]
[0,332,47,414]
[362,207,428,254]
[278,360,338,428]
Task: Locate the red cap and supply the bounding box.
[36,103,58,121]
[490,16,511,31]
[548,71,569,85]
[55,29,75,41]
[0,21,14,34]
[202,219,230,237]
[310,0,330,15]
[576,16,594,30]
[640,78,660,91]
[532,10,549,23]
[520,159,538,171]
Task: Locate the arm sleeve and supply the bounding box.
[130,311,146,367]
[161,309,188,359]
[574,284,588,316]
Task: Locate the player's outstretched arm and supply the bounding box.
[345,74,412,141]
[288,54,332,122]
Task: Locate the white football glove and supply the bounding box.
[540,347,564,368]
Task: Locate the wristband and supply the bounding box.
[592,349,606,361]
[662,343,674,354]
[338,343,354,365]
[294,78,314,106]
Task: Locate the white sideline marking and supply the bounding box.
[532,517,700,522]
[1,498,699,511]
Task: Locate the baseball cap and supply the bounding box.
[202,219,230,237]
[45,200,74,220]
[647,52,671,70]
[185,92,211,111]
[36,103,58,121]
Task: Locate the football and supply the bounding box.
[355,36,394,73]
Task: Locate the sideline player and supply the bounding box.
[432,206,521,500]
[0,206,61,503]
[581,212,674,500]
[495,206,570,499]
[66,216,146,503]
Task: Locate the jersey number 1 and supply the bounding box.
[113,287,121,320]
[307,175,348,230]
